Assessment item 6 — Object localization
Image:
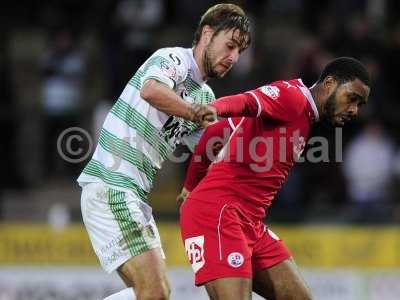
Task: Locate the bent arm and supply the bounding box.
[210,82,304,122]
[140,79,195,120]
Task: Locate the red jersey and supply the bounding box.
[184,79,319,220]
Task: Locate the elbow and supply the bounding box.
[140,79,157,100]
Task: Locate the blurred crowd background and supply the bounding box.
[1,0,400,225]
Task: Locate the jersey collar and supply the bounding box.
[297,79,319,122]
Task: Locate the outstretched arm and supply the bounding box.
[198,92,259,126]
[211,92,261,118]
[200,82,304,123]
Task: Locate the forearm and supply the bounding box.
[140,79,193,120]
[210,92,260,118]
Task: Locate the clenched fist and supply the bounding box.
[189,104,217,128]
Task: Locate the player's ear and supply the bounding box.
[323,76,338,95]
[201,25,214,45]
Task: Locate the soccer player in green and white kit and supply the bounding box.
[77,4,251,300]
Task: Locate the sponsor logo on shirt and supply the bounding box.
[185,236,205,273]
[259,85,280,100]
[227,252,244,268]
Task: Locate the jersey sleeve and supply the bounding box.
[246,81,306,122]
[141,48,188,90]
[183,119,234,192]
[210,92,260,117]
[211,81,306,122]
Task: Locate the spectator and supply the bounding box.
[343,121,395,223]
[41,29,86,178]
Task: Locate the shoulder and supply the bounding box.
[150,47,189,82]
[154,47,189,69]
[154,46,182,58]
[262,80,305,101]
[262,80,307,115]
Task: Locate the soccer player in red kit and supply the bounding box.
[178,57,371,300]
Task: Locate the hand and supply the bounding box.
[189,104,217,127]
[176,187,190,211]
[200,105,218,128]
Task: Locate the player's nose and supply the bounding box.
[348,103,358,116]
[229,48,240,64]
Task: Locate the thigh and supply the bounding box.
[252,258,312,300]
[117,247,169,292]
[252,228,291,274]
[205,277,252,300]
[180,200,252,286]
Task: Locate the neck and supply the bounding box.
[309,83,325,120]
[192,46,208,81]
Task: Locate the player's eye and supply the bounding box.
[357,101,365,108]
[349,95,358,103]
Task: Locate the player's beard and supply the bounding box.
[203,43,220,79]
[324,88,339,126]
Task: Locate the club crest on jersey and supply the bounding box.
[259,85,280,100]
[184,236,205,273]
[160,60,178,81]
[227,252,244,268]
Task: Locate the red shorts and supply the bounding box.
[180,197,291,286]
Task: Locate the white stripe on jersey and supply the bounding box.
[78,47,216,198]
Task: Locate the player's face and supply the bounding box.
[203,28,244,78]
[325,78,370,126]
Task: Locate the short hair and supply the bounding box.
[317,57,371,87]
[192,3,251,51]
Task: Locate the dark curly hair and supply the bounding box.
[318,57,371,87]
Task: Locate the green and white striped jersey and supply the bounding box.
[77,47,215,203]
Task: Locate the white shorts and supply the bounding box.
[81,182,164,273]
